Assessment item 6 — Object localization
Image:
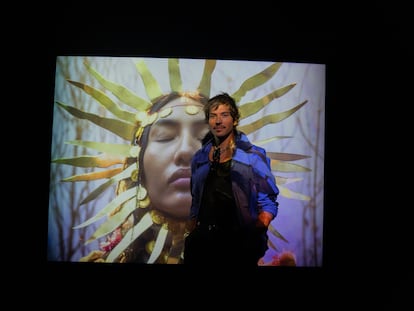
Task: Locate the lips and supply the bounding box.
[213,126,225,133]
[168,168,191,189]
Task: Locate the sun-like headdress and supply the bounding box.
[52,58,310,263]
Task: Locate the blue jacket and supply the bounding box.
[190,131,279,226]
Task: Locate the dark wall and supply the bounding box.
[38,6,405,305]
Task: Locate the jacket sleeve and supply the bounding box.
[250,147,279,218]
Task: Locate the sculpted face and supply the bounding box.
[143,97,208,219]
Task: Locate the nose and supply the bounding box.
[174,128,200,165]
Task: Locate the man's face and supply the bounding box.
[208,103,234,139]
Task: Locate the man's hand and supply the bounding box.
[256,211,273,228]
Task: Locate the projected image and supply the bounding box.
[48,57,325,266]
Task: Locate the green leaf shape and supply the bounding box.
[267,237,279,251]
[83,59,152,112]
[168,58,182,92]
[239,83,296,119]
[271,160,312,173]
[62,168,122,182]
[147,226,168,263]
[278,184,311,201]
[275,176,303,185]
[135,60,163,101]
[197,59,217,97]
[253,136,292,146]
[79,165,137,205]
[66,80,137,124]
[80,178,117,205]
[106,212,153,262]
[66,140,132,157]
[73,187,136,229]
[267,152,311,161]
[232,62,282,103]
[52,154,124,168]
[56,101,136,141]
[85,198,136,244]
[238,100,308,135]
[268,223,289,243]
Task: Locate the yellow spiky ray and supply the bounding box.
[52,154,124,168]
[105,212,153,262]
[271,160,311,173]
[79,165,137,205]
[66,80,137,124]
[168,58,183,92]
[267,152,310,162]
[73,187,137,229]
[197,59,216,96]
[135,60,164,100]
[56,101,136,141]
[275,176,304,185]
[85,198,136,244]
[232,62,282,103]
[147,226,169,263]
[238,83,297,119]
[238,100,308,135]
[251,136,292,146]
[268,223,289,243]
[62,168,122,182]
[65,140,133,157]
[79,178,117,205]
[278,185,311,201]
[83,59,152,111]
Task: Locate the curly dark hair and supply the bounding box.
[204,92,240,126]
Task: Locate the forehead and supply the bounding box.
[210,103,231,113]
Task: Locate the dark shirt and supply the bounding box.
[197,160,240,231]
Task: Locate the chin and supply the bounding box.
[159,194,191,219]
